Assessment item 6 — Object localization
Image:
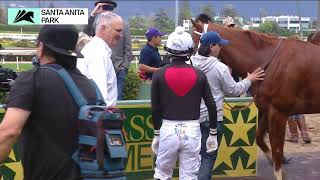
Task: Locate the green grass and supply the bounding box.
[1,62,138,72]
[0,31,38,34]
[1,63,33,72]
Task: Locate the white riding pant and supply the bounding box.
[154,119,201,180]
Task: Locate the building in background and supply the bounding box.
[250,15,310,32]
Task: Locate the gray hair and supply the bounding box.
[94,12,122,33]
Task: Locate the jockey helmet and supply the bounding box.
[165,26,194,57]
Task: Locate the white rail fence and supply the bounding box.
[0,49,166,70]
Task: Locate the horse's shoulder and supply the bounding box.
[246,30,278,49]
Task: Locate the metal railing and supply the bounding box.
[0,33,38,40]
[0,49,167,70]
[0,33,166,42]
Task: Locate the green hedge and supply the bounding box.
[123,69,142,100]
[0,92,7,104]
[130,29,172,36]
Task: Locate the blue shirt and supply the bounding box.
[139,43,161,79]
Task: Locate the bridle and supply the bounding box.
[192,23,209,49]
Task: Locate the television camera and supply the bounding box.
[0,65,17,92]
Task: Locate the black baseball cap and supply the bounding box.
[37,25,83,58]
[94,0,117,8]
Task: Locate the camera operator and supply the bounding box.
[0,25,97,179]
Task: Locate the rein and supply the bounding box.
[260,39,283,70]
[223,95,256,111]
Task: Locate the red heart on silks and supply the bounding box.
[164,67,197,96]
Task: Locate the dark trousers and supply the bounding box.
[198,120,223,180]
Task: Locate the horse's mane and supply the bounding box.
[288,35,301,40]
[308,31,320,44]
[201,22,279,50]
[244,30,277,49]
[207,22,277,49]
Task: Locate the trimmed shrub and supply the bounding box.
[14,40,36,48]
[123,69,142,100]
[0,92,7,104]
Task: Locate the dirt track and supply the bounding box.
[282,114,320,153]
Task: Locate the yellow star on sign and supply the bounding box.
[8,150,17,161]
[242,143,258,168]
[224,112,255,146]
[4,162,23,180]
[3,150,24,180]
[223,104,236,123]
[247,104,258,123]
[213,134,238,169]
[224,157,256,176]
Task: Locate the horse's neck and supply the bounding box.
[221,46,259,77]
[216,26,279,75]
[218,32,262,75]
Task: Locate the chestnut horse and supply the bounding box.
[191,20,320,180]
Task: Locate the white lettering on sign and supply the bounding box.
[40,8,88,24]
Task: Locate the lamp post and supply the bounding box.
[318,0,320,30]
[175,0,178,27]
[296,0,303,37]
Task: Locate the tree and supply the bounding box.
[258,21,278,34]
[221,4,237,18]
[153,8,174,30]
[199,4,215,17]
[0,5,7,24]
[259,8,268,18]
[257,21,295,37]
[128,15,147,30]
[273,12,283,16]
[179,0,192,26]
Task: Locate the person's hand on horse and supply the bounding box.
[246,67,265,82]
[151,129,160,155]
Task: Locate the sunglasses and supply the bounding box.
[102,4,114,11]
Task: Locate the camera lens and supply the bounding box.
[102,5,114,11]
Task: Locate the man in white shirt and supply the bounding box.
[77,12,123,107]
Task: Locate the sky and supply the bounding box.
[1,0,319,20]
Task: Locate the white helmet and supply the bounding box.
[165,26,194,56]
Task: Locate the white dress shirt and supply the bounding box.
[77,36,117,107]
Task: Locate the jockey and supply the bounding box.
[151,26,218,180]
